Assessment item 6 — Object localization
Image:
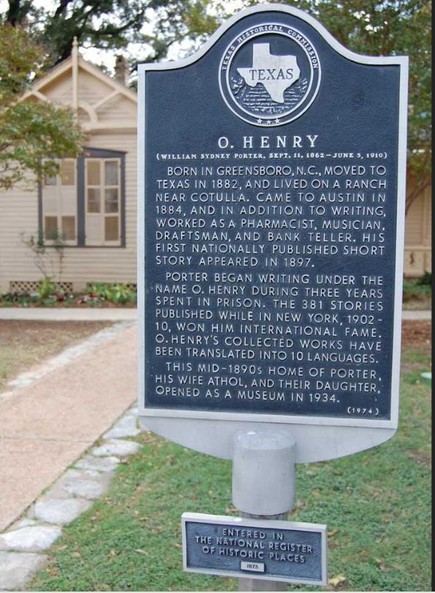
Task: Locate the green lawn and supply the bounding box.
[31,346,431,592]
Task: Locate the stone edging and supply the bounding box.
[0,405,142,591]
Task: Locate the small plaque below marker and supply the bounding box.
[182,512,327,585]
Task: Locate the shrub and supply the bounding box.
[87,283,136,304]
[417,271,432,286]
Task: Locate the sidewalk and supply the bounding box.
[0,307,137,321]
[0,314,137,533]
[402,309,431,320]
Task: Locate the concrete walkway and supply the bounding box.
[402,309,431,320]
[0,318,137,532]
[0,307,137,321]
[0,312,139,589]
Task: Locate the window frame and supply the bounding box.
[39,147,126,248]
[40,158,79,246]
[84,157,123,246]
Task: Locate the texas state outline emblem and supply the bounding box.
[219,23,321,127]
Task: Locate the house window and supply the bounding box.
[85,159,121,245]
[40,148,125,247]
[42,159,77,244]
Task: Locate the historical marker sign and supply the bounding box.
[182,513,327,586]
[137,4,408,461]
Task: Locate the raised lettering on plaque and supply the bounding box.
[137,4,408,461]
[182,513,327,586]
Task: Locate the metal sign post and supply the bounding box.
[137,3,408,588]
[233,430,297,590]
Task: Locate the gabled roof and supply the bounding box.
[22,41,137,132]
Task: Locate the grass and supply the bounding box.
[30,344,431,592]
[0,320,110,392]
[402,276,432,310]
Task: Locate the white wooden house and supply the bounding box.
[0,43,137,294]
[0,44,431,294]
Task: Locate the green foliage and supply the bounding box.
[403,277,432,306]
[0,292,32,307]
[36,276,56,300]
[87,282,137,304]
[29,347,431,591]
[0,25,40,103]
[417,271,432,286]
[1,0,209,67]
[0,282,137,307]
[0,23,85,190]
[1,100,85,190]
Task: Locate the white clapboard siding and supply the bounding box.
[404,179,432,277]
